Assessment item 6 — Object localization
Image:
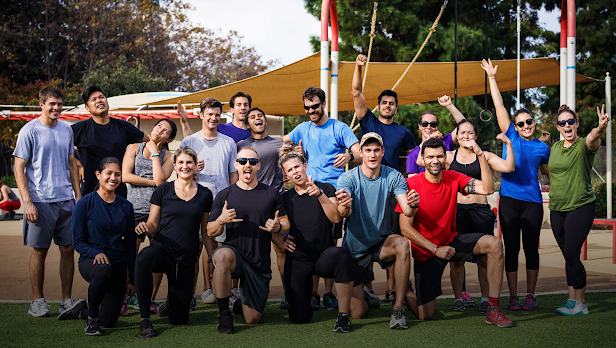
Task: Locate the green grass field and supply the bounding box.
[2,293,615,347]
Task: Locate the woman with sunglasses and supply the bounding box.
[482,59,550,311]
[133,146,213,338]
[550,105,608,315]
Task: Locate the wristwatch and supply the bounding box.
[316,188,324,198]
[349,152,354,162]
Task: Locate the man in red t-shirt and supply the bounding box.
[396,138,513,328]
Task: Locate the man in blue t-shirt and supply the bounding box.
[352,54,416,171]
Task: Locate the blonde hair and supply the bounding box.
[278,143,305,169]
[174,146,199,182]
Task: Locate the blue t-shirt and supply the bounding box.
[360,110,416,170]
[288,118,359,188]
[500,123,550,204]
[405,133,455,175]
[217,122,251,143]
[337,165,408,258]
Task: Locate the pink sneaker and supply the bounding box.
[120,301,128,316]
[149,301,158,314]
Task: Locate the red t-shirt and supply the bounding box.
[395,171,472,261]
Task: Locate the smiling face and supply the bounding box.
[39,97,63,121]
[231,96,250,123]
[422,146,446,176]
[200,106,221,132]
[150,120,174,144]
[360,142,384,170]
[282,157,307,186]
[247,109,267,135]
[556,111,579,142]
[418,113,440,140]
[96,163,122,192]
[234,148,260,185]
[85,91,109,116]
[174,153,196,180]
[378,95,397,119]
[303,96,325,124]
[514,112,535,140]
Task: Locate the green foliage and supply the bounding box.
[0,175,16,188]
[594,183,616,218]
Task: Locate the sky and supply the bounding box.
[186,0,563,67]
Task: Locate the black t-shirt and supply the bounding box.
[150,182,213,266]
[72,118,144,197]
[209,182,286,274]
[283,182,336,260]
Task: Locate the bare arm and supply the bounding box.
[484,133,515,173]
[336,189,352,218]
[481,59,511,133]
[68,154,82,201]
[177,100,194,138]
[437,95,466,143]
[149,143,174,186]
[199,211,211,253]
[587,104,610,152]
[458,140,494,195]
[134,204,161,236]
[540,163,550,180]
[207,201,243,237]
[0,186,9,204]
[122,144,156,187]
[14,157,37,222]
[399,214,456,260]
[306,179,342,223]
[352,54,369,119]
[333,142,361,168]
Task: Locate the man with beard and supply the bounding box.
[398,138,514,328]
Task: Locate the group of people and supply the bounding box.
[13,55,608,337]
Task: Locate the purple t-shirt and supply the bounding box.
[405,133,454,174]
[217,122,251,143]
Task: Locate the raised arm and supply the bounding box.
[177,100,194,138]
[148,143,174,186]
[352,54,369,119]
[437,95,466,143]
[481,59,511,133]
[586,104,610,152]
[484,133,515,173]
[459,140,494,195]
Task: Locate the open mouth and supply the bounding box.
[107,180,117,186]
[564,129,573,134]
[243,170,252,180]
[293,174,301,180]
[96,103,105,110]
[254,120,264,126]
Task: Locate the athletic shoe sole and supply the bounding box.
[85,331,102,336]
[332,326,351,333]
[485,319,515,328]
[140,332,157,338]
[57,299,87,320]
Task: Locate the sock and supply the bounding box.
[217,297,229,313]
[481,297,488,303]
[488,297,499,307]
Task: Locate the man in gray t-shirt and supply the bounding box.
[13,87,82,317]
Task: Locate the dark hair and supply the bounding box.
[556,104,578,121]
[199,97,223,114]
[302,86,326,104]
[95,157,121,190]
[456,119,478,135]
[278,143,305,169]
[82,86,105,105]
[174,146,199,182]
[418,111,439,124]
[244,107,266,127]
[513,108,533,122]
[230,92,252,109]
[153,119,177,149]
[421,138,447,156]
[39,87,63,105]
[378,90,398,106]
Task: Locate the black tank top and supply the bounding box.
[449,149,482,180]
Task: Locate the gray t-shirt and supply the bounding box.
[180,131,237,198]
[238,136,284,192]
[13,119,75,203]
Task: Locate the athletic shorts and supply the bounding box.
[414,233,484,306]
[23,200,74,248]
[332,221,343,240]
[213,225,226,243]
[352,237,395,287]
[215,245,272,313]
[456,203,496,235]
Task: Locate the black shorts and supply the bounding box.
[352,237,395,287]
[414,233,484,305]
[456,203,496,235]
[332,220,343,240]
[391,212,402,235]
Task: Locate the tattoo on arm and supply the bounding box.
[463,179,476,194]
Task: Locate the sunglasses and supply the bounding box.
[515,119,534,128]
[236,158,259,165]
[557,118,577,127]
[303,102,322,111]
[420,121,439,128]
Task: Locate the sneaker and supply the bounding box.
[479,300,489,314]
[507,294,521,311]
[127,294,139,310]
[485,306,514,328]
[190,294,197,311]
[323,293,338,310]
[232,297,243,315]
[2,212,9,220]
[332,312,351,333]
[157,300,168,317]
[57,299,87,320]
[452,299,465,312]
[85,317,103,336]
[9,211,15,219]
[201,289,216,304]
[364,287,380,309]
[390,306,408,329]
[385,290,396,305]
[217,310,234,334]
[139,318,157,338]
[311,291,320,310]
[229,287,241,309]
[59,296,76,314]
[521,294,537,310]
[28,298,50,317]
[120,301,128,316]
[149,300,158,314]
[569,300,589,315]
[557,299,588,315]
[279,294,289,310]
[462,291,475,307]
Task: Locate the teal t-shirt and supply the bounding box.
[337,165,408,258]
[548,137,597,212]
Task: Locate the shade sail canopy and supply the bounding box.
[147,52,596,116]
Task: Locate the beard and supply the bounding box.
[426,163,444,176]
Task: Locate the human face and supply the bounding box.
[422,147,446,176]
[360,143,384,170]
[247,110,266,134]
[418,114,440,140]
[282,157,307,186]
[514,112,535,140]
[85,91,109,116]
[231,97,250,123]
[456,122,477,143]
[234,149,260,184]
[96,163,122,192]
[556,111,579,142]
[200,106,221,131]
[174,153,196,180]
[378,96,397,119]
[150,120,173,144]
[39,97,63,121]
[303,97,325,124]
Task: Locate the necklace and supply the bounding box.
[176,182,194,197]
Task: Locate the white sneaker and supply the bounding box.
[390,306,408,329]
[569,300,589,315]
[201,289,216,304]
[555,299,576,315]
[28,298,50,317]
[229,287,241,308]
[59,296,76,314]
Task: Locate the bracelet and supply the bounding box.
[410,204,419,209]
[275,224,283,235]
[207,258,213,264]
[349,153,354,162]
[433,246,439,255]
[151,152,160,157]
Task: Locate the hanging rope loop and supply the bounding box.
[479,109,493,122]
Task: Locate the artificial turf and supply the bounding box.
[1,292,615,348]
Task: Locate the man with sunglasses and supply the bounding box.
[207,147,290,333]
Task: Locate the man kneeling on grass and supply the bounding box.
[399,138,514,328]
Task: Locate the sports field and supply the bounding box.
[1,292,614,347]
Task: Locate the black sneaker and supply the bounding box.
[157,300,168,317]
[139,319,157,338]
[232,297,243,315]
[217,310,235,334]
[332,312,351,333]
[57,299,87,320]
[85,317,102,336]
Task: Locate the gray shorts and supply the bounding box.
[352,237,395,287]
[23,200,74,248]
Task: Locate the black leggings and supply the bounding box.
[550,201,596,289]
[284,247,353,324]
[135,243,195,324]
[78,260,126,327]
[499,195,543,272]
